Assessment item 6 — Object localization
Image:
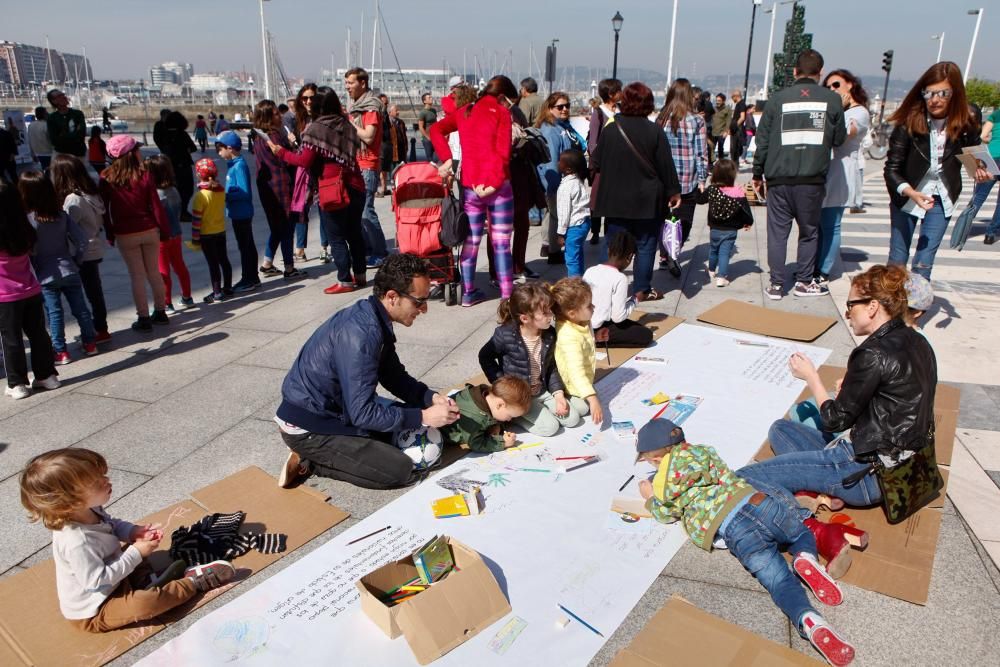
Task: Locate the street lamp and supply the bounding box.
[964,8,983,83]
[743,0,763,101]
[666,2,678,84]
[931,33,945,64]
[762,1,797,99]
[611,11,623,80]
[259,0,272,100]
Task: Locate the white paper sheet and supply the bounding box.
[139,323,829,666]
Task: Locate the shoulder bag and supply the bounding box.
[317,164,349,212]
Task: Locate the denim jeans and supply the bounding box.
[605,217,660,295]
[319,188,366,285]
[708,228,738,277]
[231,218,259,285]
[720,494,817,627]
[41,273,96,351]
[967,177,1000,236]
[738,419,882,507]
[361,168,387,259]
[563,222,590,277]
[817,206,844,277]
[888,197,949,280]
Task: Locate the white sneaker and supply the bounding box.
[716,276,730,287]
[31,375,61,391]
[5,385,31,400]
[707,268,717,281]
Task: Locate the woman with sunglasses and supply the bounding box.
[885,61,988,280]
[290,83,321,262]
[534,93,587,265]
[737,264,937,574]
[816,70,871,285]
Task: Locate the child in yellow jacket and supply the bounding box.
[551,277,605,425]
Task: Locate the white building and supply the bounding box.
[189,73,236,92]
[321,68,461,98]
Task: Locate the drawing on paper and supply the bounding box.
[213,616,270,662]
[486,473,511,488]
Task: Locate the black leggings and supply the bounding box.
[597,319,654,348]
[200,233,232,292]
[78,259,108,332]
[259,181,295,267]
[280,429,415,489]
[0,294,56,387]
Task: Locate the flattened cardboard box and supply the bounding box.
[697,299,836,342]
[356,537,511,665]
[610,595,821,666]
[0,466,349,667]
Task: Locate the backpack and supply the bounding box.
[439,192,470,248]
[514,126,551,167]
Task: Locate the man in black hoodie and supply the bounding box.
[753,50,846,299]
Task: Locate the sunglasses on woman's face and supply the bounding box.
[922,89,952,100]
[827,81,842,90]
[553,103,570,110]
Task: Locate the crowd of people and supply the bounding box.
[1,45,987,667]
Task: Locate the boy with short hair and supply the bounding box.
[440,376,532,452]
[636,419,855,667]
[215,131,258,292]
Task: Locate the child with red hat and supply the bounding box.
[187,158,232,302]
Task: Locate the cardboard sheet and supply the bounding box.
[0,467,349,667]
[696,300,837,341]
[610,595,821,666]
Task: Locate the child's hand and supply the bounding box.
[587,396,604,425]
[131,524,163,542]
[472,184,496,198]
[502,431,517,448]
[638,479,653,500]
[553,392,569,417]
[594,327,610,343]
[488,423,503,436]
[556,235,566,249]
[133,538,159,558]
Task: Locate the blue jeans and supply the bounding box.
[720,494,817,628]
[564,221,590,277]
[361,168,387,259]
[738,420,882,507]
[817,207,844,277]
[708,228,738,277]
[967,177,1000,236]
[41,273,96,351]
[888,197,949,280]
[605,217,659,295]
[319,188,366,284]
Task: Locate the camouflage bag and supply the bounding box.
[873,440,943,524]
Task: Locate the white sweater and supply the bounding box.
[583,263,636,329]
[556,174,591,235]
[52,507,141,619]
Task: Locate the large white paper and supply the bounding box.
[139,324,829,666]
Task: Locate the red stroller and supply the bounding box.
[392,162,458,302]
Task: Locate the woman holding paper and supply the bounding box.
[884,62,988,280]
[960,106,1000,245]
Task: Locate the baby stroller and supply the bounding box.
[392,162,459,303]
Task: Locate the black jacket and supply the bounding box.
[694,185,754,230]
[820,319,937,459]
[752,78,846,186]
[478,322,564,395]
[883,123,981,210]
[276,296,434,435]
[591,115,681,220]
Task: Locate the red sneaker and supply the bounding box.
[801,613,855,666]
[324,283,355,295]
[793,553,843,606]
[83,342,98,357]
[804,518,868,579]
[94,330,112,345]
[54,351,72,365]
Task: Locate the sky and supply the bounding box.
[5,0,998,86]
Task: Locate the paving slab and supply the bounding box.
[958,428,1000,473]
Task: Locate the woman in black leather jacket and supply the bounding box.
[738,264,937,509]
[884,61,988,280]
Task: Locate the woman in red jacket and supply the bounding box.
[430,75,517,307]
[98,135,171,332]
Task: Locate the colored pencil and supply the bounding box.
[736,339,769,347]
[347,525,391,545]
[436,513,464,518]
[651,402,670,420]
[605,340,612,367]
[557,603,605,637]
[618,474,635,492]
[519,468,551,473]
[511,442,544,451]
[556,456,593,461]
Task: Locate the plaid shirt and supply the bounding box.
[252,129,293,213]
[663,113,708,194]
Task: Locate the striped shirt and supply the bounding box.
[524,334,543,396]
[663,113,709,195]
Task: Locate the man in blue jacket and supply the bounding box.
[274,254,460,489]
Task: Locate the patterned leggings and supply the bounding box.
[462,182,514,298]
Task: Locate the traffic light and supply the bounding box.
[882,50,894,73]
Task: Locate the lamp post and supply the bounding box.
[964,8,983,83]
[762,1,797,99]
[612,12,623,80]
[259,0,271,100]
[743,0,763,101]
[931,33,945,64]
[666,2,677,84]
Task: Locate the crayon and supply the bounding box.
[436,513,464,519]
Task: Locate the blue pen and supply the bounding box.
[557,603,605,637]
[436,513,463,519]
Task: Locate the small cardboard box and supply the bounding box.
[356,537,511,664]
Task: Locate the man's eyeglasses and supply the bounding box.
[827,81,842,90]
[921,89,952,100]
[844,297,874,317]
[553,103,570,110]
[399,291,430,308]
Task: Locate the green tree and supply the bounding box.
[965,78,1000,111]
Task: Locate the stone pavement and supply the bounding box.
[1,151,998,666]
